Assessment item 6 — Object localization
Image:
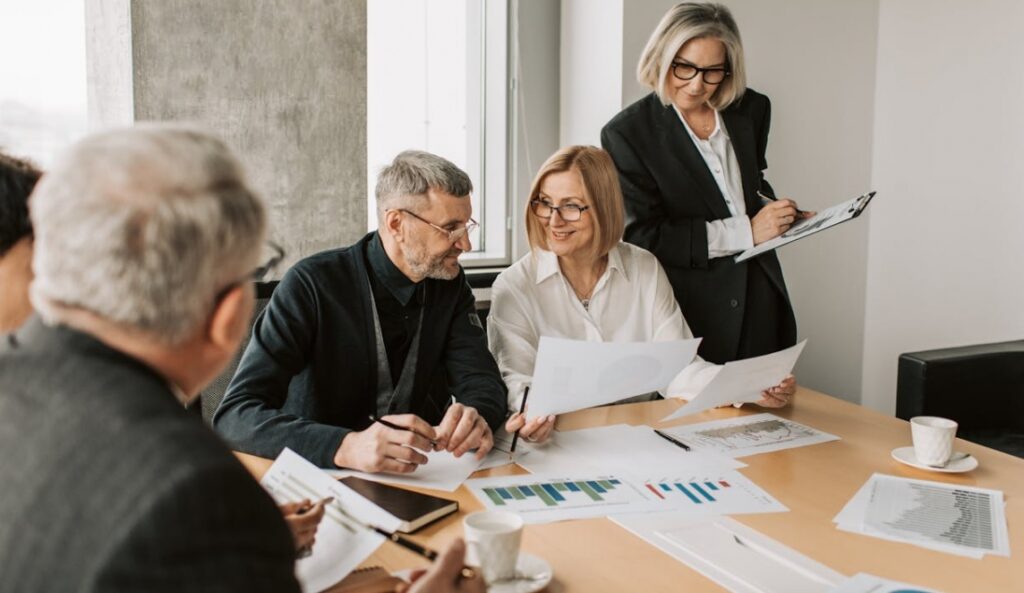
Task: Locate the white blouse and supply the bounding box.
[487,242,721,410]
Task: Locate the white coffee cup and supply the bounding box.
[910,416,957,466]
[463,510,523,583]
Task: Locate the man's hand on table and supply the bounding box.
[434,403,493,460]
[333,414,436,473]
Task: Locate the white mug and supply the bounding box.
[910,416,957,466]
[463,510,523,583]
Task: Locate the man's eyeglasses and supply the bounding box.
[397,209,478,243]
[530,198,590,222]
[213,241,285,304]
[671,61,730,85]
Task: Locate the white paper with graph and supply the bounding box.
[659,413,840,458]
[833,473,1010,558]
[261,448,401,593]
[466,470,784,524]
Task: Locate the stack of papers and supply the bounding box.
[833,473,1010,558]
[658,413,840,458]
[261,449,401,593]
[517,423,745,477]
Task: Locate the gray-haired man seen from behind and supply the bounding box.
[214,150,507,474]
[0,125,303,592]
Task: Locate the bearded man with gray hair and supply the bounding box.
[0,125,305,592]
[214,150,507,474]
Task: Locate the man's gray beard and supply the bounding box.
[406,246,461,280]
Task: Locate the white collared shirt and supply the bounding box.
[673,106,755,257]
[487,242,721,410]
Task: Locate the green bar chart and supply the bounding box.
[468,475,659,522]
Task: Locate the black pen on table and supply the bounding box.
[653,428,691,452]
[757,190,808,217]
[509,385,530,458]
[331,501,477,580]
[369,415,437,447]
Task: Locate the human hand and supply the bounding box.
[751,199,807,245]
[333,414,436,474]
[504,412,557,444]
[757,374,796,408]
[434,403,493,460]
[280,497,330,554]
[399,539,486,593]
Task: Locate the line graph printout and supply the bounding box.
[834,474,1009,558]
[660,413,839,458]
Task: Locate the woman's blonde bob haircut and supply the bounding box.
[637,2,747,110]
[524,146,624,260]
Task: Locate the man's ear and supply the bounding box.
[207,284,251,351]
[382,209,405,244]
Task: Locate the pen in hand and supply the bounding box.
[509,386,530,458]
[757,190,809,217]
[653,429,691,452]
[369,415,438,447]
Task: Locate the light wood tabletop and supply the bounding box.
[236,388,1024,592]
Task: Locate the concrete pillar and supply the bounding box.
[85,0,368,269]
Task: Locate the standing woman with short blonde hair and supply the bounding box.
[602,3,810,369]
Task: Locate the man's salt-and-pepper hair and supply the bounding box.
[637,2,747,110]
[29,124,266,344]
[374,150,473,219]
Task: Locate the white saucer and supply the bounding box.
[488,553,553,593]
[891,446,978,473]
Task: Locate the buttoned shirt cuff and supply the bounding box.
[706,216,755,258]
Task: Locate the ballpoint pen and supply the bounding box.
[330,500,477,579]
[369,415,438,447]
[508,386,530,460]
[757,190,808,217]
[653,428,691,451]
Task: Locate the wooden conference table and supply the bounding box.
[237,388,1024,592]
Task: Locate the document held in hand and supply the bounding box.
[527,336,701,419]
[661,341,807,421]
[735,191,875,262]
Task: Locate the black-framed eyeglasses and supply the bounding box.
[671,61,730,85]
[530,198,590,222]
[397,209,478,243]
[213,241,286,304]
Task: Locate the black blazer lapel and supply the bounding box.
[656,103,733,220]
[720,109,762,216]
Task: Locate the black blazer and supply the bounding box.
[601,89,795,363]
[213,232,507,467]
[0,319,299,593]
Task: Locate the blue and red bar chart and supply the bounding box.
[644,480,732,504]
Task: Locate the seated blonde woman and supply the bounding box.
[488,146,795,443]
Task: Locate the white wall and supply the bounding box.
[862,0,1024,413]
[559,0,623,146]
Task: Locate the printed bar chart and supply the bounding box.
[483,479,624,508]
[644,480,733,503]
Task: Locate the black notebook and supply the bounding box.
[339,476,458,533]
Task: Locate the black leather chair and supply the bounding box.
[195,281,277,424]
[896,340,1024,458]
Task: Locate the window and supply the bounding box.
[367,0,510,266]
[0,0,87,166]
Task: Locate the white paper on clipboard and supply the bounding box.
[736,191,876,262]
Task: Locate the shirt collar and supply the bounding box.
[672,104,729,143]
[368,232,420,306]
[532,244,628,284]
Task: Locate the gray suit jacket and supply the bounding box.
[0,318,300,593]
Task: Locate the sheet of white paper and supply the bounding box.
[612,515,843,593]
[474,429,530,470]
[833,473,1009,559]
[635,469,787,516]
[517,424,745,477]
[527,336,701,418]
[736,192,874,263]
[662,341,806,421]
[261,449,399,593]
[660,413,840,458]
[466,473,663,523]
[826,573,947,593]
[325,449,483,492]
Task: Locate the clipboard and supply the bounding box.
[735,191,876,263]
